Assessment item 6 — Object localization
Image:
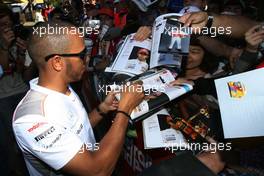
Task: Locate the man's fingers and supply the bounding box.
[134,26,151,41]
[246,30,264,38]
[181,12,208,28]
[248,36,264,46]
[3,28,13,33]
[250,39,264,46]
[134,29,142,40]
[132,80,143,85]
[144,95,156,100]
[16,37,27,45]
[250,35,264,42]
[169,80,180,86]
[109,106,118,110]
[169,78,194,86]
[107,90,117,96]
[246,25,261,35]
[183,15,193,27]
[6,32,15,39]
[112,102,119,107]
[122,83,143,93]
[179,13,191,24]
[16,42,27,50]
[205,136,217,144]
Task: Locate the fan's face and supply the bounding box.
[186,45,204,69]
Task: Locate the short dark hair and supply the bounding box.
[27,21,79,69]
[190,37,219,74]
[0,3,12,19]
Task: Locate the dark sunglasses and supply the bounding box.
[45,48,87,62]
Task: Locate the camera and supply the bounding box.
[258,24,264,55]
[13,25,30,41]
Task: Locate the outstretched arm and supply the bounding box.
[62,84,145,176]
[180,12,259,38]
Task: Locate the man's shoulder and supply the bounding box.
[13,89,67,122]
[13,90,47,121]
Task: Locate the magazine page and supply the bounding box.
[141,0,158,6]
[151,13,191,69]
[142,109,188,149]
[107,33,152,75]
[163,83,193,101]
[110,69,193,121]
[215,68,264,138]
[132,0,158,9]
[104,67,135,77]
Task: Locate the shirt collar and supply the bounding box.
[29,78,73,98]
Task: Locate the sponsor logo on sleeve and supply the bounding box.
[34,126,55,142]
[27,122,47,133]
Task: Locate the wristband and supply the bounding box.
[115,110,131,120]
[205,16,214,29]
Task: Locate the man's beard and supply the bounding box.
[65,61,82,82]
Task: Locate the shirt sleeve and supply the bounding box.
[13,115,84,170]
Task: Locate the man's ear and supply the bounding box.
[51,56,63,72]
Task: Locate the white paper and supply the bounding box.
[109,33,152,75]
[150,13,190,69]
[215,68,264,138]
[110,69,193,120]
[142,109,187,149]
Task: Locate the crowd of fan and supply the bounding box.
[0,0,263,175]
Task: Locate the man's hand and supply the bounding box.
[99,91,119,114]
[0,27,15,49]
[245,25,264,52]
[118,83,145,114]
[229,48,243,69]
[16,37,27,51]
[134,26,152,41]
[16,37,27,59]
[196,137,225,174]
[179,12,209,33]
[169,78,194,86]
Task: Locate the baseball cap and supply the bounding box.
[98,7,114,18]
